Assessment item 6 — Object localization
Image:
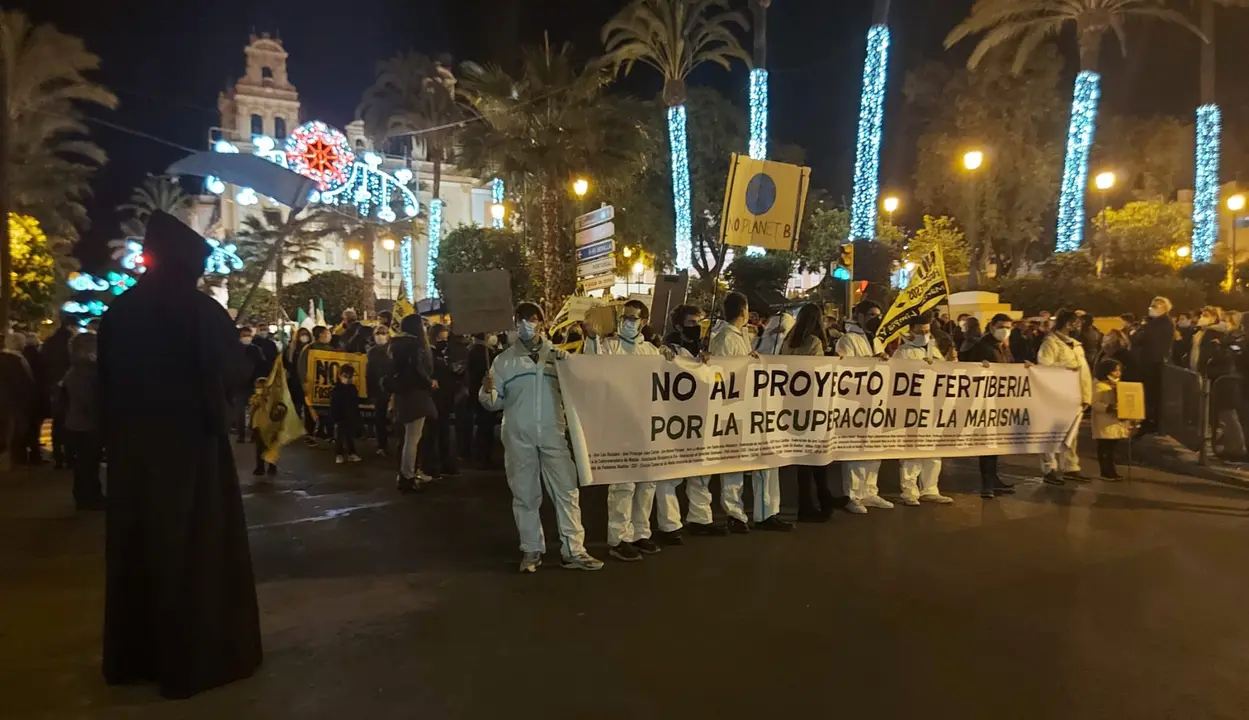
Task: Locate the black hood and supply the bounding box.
[140,211,210,286]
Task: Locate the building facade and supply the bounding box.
[189,34,494,311]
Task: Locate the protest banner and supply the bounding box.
[303,348,368,409]
[719,153,812,251]
[442,269,515,336]
[875,246,950,347]
[559,356,1081,485]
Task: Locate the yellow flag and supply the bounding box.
[875,246,950,348]
[392,295,415,332]
[253,360,306,464]
[719,153,812,251]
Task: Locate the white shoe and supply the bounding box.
[862,495,894,509]
[844,500,868,515]
[920,493,954,504]
[347,454,362,463]
[519,551,542,573]
[561,552,604,571]
[900,495,921,507]
[335,455,345,464]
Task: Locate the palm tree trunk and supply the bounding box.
[1191,0,1220,263]
[749,1,770,162]
[361,224,376,311]
[274,245,285,304]
[427,156,444,300]
[539,184,563,317]
[1055,29,1104,253]
[847,2,892,241]
[0,66,10,333]
[667,104,693,272]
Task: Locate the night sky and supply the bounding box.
[8,0,1243,269]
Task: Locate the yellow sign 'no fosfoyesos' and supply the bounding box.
[719,153,812,251]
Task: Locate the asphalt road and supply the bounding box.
[3,437,1249,720]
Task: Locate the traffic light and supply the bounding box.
[833,242,854,280]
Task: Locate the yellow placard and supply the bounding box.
[719,153,812,251]
[1115,381,1146,421]
[303,349,369,408]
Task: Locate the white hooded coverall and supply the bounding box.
[654,343,700,530]
[707,321,780,523]
[1037,332,1093,474]
[479,338,587,558]
[836,324,885,503]
[892,338,945,500]
[588,334,662,545]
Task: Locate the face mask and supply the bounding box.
[682,324,701,341]
[435,340,449,351]
[1198,316,1213,327]
[1177,320,1190,329]
[1148,307,1163,318]
[517,320,538,343]
[992,327,1010,342]
[620,318,641,340]
[865,316,882,334]
[375,335,389,346]
[486,335,499,348]
[240,336,253,345]
[910,333,929,346]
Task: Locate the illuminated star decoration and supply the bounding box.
[848,24,890,242]
[1055,70,1101,253]
[1192,103,1221,263]
[285,120,355,192]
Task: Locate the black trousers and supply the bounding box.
[52,409,71,466]
[252,429,275,471]
[978,455,999,493]
[1096,439,1120,477]
[68,430,103,507]
[474,406,497,465]
[1139,362,1163,432]
[335,422,357,456]
[372,393,391,452]
[232,393,250,442]
[421,414,456,475]
[795,464,835,515]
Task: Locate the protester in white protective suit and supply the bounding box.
[754,312,794,356]
[479,302,603,573]
[890,313,954,506]
[657,304,727,539]
[708,292,793,533]
[587,300,665,562]
[1036,308,1093,486]
[835,300,892,514]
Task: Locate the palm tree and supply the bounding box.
[1,10,116,329]
[117,174,189,236]
[1190,0,1247,262]
[232,209,338,318]
[602,0,751,272]
[847,0,893,241]
[946,0,1201,253]
[458,41,650,314]
[359,52,463,300]
[748,0,771,161]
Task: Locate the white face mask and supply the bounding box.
[910,332,929,346]
[992,327,1010,342]
[517,320,539,343]
[486,335,499,348]
[374,335,389,346]
[1148,307,1163,318]
[620,318,641,340]
[240,336,253,345]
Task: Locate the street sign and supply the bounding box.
[577,238,614,262]
[575,221,615,247]
[581,273,615,292]
[577,255,615,278]
[574,205,614,232]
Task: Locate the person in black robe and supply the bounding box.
[98,211,262,699]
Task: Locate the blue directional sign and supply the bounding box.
[577,239,614,262]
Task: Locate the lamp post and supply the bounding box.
[1229,193,1245,291]
[490,203,506,225]
[962,150,985,288]
[1092,171,1115,276]
[382,237,396,300]
[632,260,645,296]
[882,195,899,227]
[347,246,361,279]
[573,177,589,214]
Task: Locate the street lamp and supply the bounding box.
[631,260,645,296]
[622,246,633,258]
[962,149,985,287]
[1228,193,1246,291]
[1094,171,1116,191]
[347,247,361,261]
[1092,171,1116,276]
[573,178,589,197]
[381,237,396,299]
[882,195,900,226]
[490,203,506,222]
[1176,245,1191,259]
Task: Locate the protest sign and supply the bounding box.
[559,356,1081,485]
[650,272,689,337]
[1116,381,1146,420]
[303,349,368,409]
[442,269,515,336]
[719,153,812,251]
[876,246,950,347]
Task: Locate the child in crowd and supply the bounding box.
[248,378,278,477]
[1092,359,1131,480]
[330,365,362,464]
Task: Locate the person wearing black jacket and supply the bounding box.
[961,313,1021,499]
[251,325,278,379]
[339,309,371,354]
[366,325,394,454]
[464,333,500,466]
[42,318,75,468]
[1133,296,1175,435]
[329,366,362,463]
[422,323,462,479]
[385,314,437,493]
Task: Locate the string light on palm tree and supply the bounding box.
[382,236,396,299]
[603,0,752,272]
[848,0,893,241]
[946,0,1203,255]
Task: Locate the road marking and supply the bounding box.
[248,500,397,530]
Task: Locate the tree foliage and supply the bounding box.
[724,254,790,301]
[8,213,56,324]
[1091,115,1194,201]
[906,46,1066,276]
[1093,199,1193,276]
[432,225,534,302]
[281,271,370,326]
[909,215,969,274]
[117,174,189,236]
[227,282,281,325]
[233,209,336,300]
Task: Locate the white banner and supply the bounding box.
[559,356,1082,486]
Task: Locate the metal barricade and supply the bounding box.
[1159,364,1209,464]
[1210,374,1244,459]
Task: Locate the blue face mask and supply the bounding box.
[620,318,640,340]
[517,320,538,343]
